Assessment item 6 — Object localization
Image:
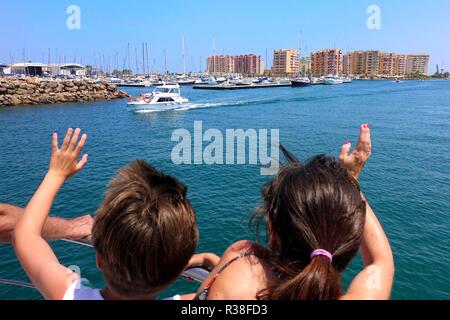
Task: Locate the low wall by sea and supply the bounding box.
[0,77,128,107]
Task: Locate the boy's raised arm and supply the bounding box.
[12,128,88,300]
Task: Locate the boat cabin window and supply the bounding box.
[157,97,175,103]
[154,87,180,94]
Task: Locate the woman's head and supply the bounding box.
[256,147,366,300]
[92,160,198,298]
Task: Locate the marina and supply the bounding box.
[193,82,293,90]
[1,80,449,300]
[1,0,449,304]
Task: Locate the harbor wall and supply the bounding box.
[0,77,128,107]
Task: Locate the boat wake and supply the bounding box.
[130,97,277,113]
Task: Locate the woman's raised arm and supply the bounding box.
[339,124,394,299]
[342,199,394,300]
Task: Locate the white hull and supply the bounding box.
[128,101,188,112]
[324,78,344,85]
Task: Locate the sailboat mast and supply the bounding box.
[182,33,186,74]
[164,49,167,75]
[127,42,131,72]
[145,43,150,74]
[135,47,139,74]
[142,43,146,75]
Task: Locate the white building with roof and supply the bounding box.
[48,63,87,76]
[11,62,48,76]
[0,64,11,75]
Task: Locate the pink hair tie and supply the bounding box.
[310,249,333,263]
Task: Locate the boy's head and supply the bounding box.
[92,160,198,297]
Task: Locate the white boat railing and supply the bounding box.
[0,239,210,292]
[61,239,210,283]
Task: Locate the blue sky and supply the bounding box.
[1,0,449,73]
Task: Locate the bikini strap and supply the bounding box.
[195,253,256,300]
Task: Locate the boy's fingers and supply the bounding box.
[339,141,351,162]
[52,133,59,153]
[69,128,81,151]
[75,134,87,155]
[61,128,74,151]
[76,154,88,171]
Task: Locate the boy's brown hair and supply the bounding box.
[92,160,198,297]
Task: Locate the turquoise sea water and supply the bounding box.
[0,80,449,300]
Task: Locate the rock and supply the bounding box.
[25,77,39,84]
[48,81,58,89]
[10,96,22,106]
[66,86,79,92]
[16,88,28,95]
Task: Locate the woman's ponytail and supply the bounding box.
[268,256,341,300]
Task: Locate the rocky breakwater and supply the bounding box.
[0,77,128,107]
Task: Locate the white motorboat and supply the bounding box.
[324,76,344,85]
[127,84,189,111]
[342,77,352,83]
[291,77,311,87]
[311,77,325,85]
[216,77,227,83]
[194,78,209,85]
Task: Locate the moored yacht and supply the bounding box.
[342,76,352,83]
[291,77,311,87]
[324,75,344,85]
[311,77,325,85]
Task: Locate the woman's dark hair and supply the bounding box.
[254,146,366,300]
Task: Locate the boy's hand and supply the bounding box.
[49,128,88,180]
[186,253,220,270]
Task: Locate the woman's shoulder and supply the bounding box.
[206,241,275,300]
[222,240,269,259]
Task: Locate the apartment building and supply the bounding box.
[311,49,342,76]
[365,50,381,76]
[406,54,430,75]
[272,49,300,75]
[379,52,396,76]
[394,54,408,76]
[343,50,430,76]
[207,54,264,75]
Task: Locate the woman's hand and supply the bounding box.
[339,124,371,181]
[49,128,88,180]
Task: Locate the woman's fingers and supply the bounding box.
[339,141,351,163]
[355,124,371,159]
[68,128,81,152]
[75,134,87,156]
[60,128,74,151]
